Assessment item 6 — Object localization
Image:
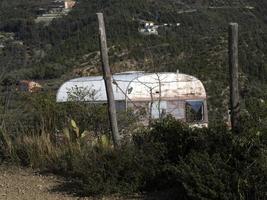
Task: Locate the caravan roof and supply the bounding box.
[56,71,206,102]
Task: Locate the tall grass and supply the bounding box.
[0,127,12,159]
[12,132,60,168]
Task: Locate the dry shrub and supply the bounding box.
[12,132,60,168]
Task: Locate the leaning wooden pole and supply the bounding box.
[229,23,241,133]
[97,13,120,147]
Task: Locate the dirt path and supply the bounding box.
[0,165,91,200]
[0,165,166,200]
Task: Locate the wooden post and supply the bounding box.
[97,13,120,147]
[229,23,240,133]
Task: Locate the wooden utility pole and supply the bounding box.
[228,23,240,133]
[97,13,120,147]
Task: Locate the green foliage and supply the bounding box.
[0,0,267,123]
[2,116,266,199]
[65,147,147,195]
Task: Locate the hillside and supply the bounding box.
[0,0,267,122]
[1,1,267,199]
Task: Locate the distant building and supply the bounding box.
[138,20,180,36]
[16,80,43,93]
[64,0,76,9]
[138,22,159,35]
[35,0,76,25]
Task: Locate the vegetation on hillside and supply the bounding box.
[0,1,267,199]
[0,0,267,122]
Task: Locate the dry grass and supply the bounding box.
[4,131,65,169]
[0,128,12,156]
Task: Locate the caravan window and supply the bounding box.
[149,101,167,119]
[166,101,185,119]
[185,100,204,122]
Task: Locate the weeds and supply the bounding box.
[12,132,59,168]
[0,126,12,160]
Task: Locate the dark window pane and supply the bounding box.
[185,101,204,122]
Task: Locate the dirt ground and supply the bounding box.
[0,165,171,200]
[0,165,93,200]
[0,165,144,200]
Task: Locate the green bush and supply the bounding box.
[137,117,267,199]
[38,117,265,199]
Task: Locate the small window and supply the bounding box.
[185,101,204,122]
[167,101,185,119]
[20,83,28,91]
[149,101,167,119]
[115,101,126,112]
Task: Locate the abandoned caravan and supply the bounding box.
[56,71,208,127]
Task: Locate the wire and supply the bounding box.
[112,79,139,108]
